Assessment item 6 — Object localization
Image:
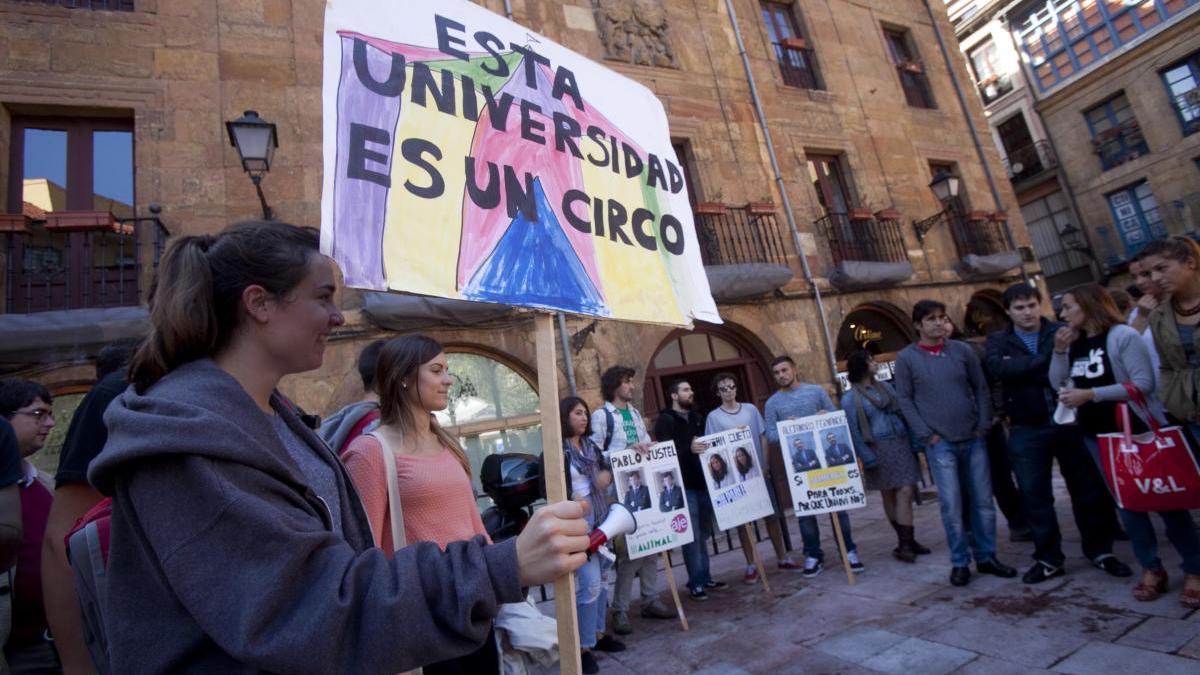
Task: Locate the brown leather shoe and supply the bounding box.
[1181,574,1200,609]
[1133,568,1168,602]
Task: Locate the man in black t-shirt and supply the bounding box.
[42,340,135,674]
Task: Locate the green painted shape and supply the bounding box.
[421,52,523,91]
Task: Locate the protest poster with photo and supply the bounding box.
[695,426,775,532]
[610,440,694,560]
[777,411,867,517]
[321,0,719,327]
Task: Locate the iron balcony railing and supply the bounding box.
[815,211,908,265]
[3,213,168,314]
[1002,140,1057,183]
[694,204,790,267]
[914,206,1010,259]
[772,42,819,90]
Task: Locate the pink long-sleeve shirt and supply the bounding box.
[343,435,490,553]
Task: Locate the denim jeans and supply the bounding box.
[797,511,855,561]
[575,554,608,649]
[1082,436,1200,574]
[1008,424,1117,567]
[681,488,714,592]
[928,437,996,566]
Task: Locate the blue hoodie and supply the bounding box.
[89,359,521,674]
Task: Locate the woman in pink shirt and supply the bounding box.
[344,335,497,674]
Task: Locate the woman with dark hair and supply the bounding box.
[554,396,624,674]
[708,454,732,489]
[343,334,502,674]
[733,447,758,482]
[841,350,926,562]
[89,220,587,674]
[1051,284,1200,608]
[1142,236,1200,432]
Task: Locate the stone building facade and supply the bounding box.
[0,0,1035,481]
[946,0,1200,293]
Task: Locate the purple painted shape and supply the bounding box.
[332,36,402,289]
[499,58,569,120]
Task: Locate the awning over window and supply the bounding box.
[828,260,914,291]
[362,291,515,330]
[704,263,794,303]
[955,251,1022,281]
[0,306,149,364]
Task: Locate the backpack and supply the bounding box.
[65,497,114,675]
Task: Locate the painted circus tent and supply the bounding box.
[321,0,719,326]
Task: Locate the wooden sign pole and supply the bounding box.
[534,313,581,675]
[829,513,856,586]
[742,524,770,593]
[659,551,689,631]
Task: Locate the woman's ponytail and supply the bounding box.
[129,235,220,391]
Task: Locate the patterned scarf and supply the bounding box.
[566,437,609,525]
[850,381,899,445]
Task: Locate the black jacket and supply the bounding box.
[653,408,705,491]
[985,318,1061,427]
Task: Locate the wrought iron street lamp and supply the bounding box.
[225,110,278,220]
[928,170,961,204]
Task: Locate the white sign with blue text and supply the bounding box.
[695,426,775,532]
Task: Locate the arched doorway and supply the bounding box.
[643,325,773,419]
[963,290,1009,338]
[834,303,915,388]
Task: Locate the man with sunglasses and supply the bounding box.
[0,379,58,672]
[705,373,799,583]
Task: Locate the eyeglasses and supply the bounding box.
[717,384,737,393]
[13,409,53,422]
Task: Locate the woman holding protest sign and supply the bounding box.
[552,396,627,674]
[842,351,927,563]
[1051,284,1200,607]
[90,220,588,673]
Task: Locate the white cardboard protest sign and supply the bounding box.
[610,440,695,560]
[778,411,867,517]
[695,426,774,532]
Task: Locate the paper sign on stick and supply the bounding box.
[778,411,867,517]
[695,426,774,532]
[610,441,694,559]
[320,0,719,327]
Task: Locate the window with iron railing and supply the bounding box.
[1162,52,1200,137]
[1014,0,1200,93]
[1084,93,1149,170]
[3,114,164,314]
[1106,181,1166,257]
[693,203,789,267]
[760,1,823,90]
[883,27,935,109]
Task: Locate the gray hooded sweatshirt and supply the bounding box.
[89,359,520,674]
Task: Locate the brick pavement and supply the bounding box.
[535,480,1200,674]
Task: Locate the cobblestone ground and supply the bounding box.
[533,479,1200,674]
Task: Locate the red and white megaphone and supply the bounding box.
[587,502,638,555]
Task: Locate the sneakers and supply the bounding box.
[802,557,823,578]
[641,600,674,619]
[594,635,626,652]
[847,550,865,573]
[743,566,759,584]
[777,558,802,570]
[689,587,709,601]
[1022,561,1064,584]
[976,558,1018,578]
[704,580,729,591]
[611,610,632,635]
[1093,554,1133,578]
[581,650,599,674]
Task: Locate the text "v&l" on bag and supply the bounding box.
[1098,384,1200,512]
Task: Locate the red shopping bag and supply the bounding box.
[1097,385,1200,512]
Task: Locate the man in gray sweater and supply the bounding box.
[894,300,1017,587]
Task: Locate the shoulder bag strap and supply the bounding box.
[367,431,407,551]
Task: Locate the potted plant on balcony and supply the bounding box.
[44,210,119,233]
[747,197,775,215]
[0,214,34,234]
[781,36,807,50]
[849,207,874,220]
[988,211,1008,222]
[874,208,902,221]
